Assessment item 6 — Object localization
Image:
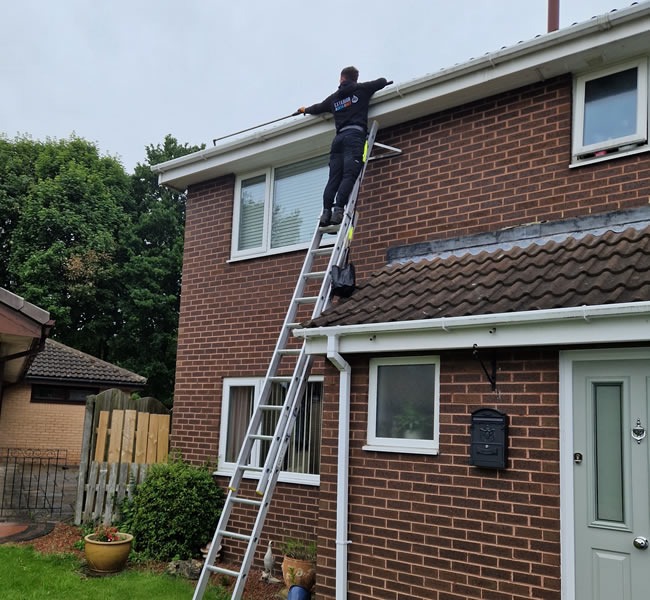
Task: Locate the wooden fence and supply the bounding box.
[74,389,170,525]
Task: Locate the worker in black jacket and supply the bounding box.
[296,66,389,226]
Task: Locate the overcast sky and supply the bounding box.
[1,0,638,173]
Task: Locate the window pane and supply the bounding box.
[271,156,328,248]
[238,175,266,251]
[261,381,322,474]
[67,388,98,403]
[593,383,624,522]
[226,386,254,461]
[31,385,66,403]
[376,364,435,440]
[583,68,638,146]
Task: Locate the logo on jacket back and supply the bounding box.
[334,95,358,112]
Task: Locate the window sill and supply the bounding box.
[362,444,439,455]
[570,144,650,168]
[213,468,320,487]
[228,236,335,263]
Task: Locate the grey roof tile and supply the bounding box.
[308,224,650,329]
[26,339,147,387]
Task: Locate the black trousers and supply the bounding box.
[322,129,365,210]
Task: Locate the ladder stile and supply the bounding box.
[193,122,385,600]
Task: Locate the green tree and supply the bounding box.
[5,136,130,357]
[0,133,202,406]
[110,135,204,403]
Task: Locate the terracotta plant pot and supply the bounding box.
[281,556,316,591]
[84,532,133,573]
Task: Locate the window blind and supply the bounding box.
[271,155,328,249]
[238,175,266,251]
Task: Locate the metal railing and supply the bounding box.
[0,448,68,519]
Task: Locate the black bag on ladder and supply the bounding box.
[331,250,356,298]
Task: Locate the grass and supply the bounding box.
[0,545,230,600]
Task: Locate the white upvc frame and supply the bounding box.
[231,168,272,259]
[230,154,329,261]
[216,376,322,486]
[572,56,649,163]
[559,347,650,600]
[365,355,441,455]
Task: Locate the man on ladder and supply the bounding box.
[296,66,390,227]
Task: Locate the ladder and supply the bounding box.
[193,121,399,600]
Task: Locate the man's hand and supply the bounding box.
[292,107,307,116]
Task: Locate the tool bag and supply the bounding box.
[331,250,356,298]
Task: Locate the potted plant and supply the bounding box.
[280,537,317,592]
[393,404,429,439]
[84,524,133,574]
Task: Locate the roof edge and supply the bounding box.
[153,3,650,188]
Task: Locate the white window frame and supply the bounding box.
[230,154,330,261]
[365,355,440,455]
[572,57,649,165]
[217,376,323,486]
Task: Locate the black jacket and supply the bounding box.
[305,78,388,133]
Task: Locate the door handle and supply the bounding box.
[633,536,649,550]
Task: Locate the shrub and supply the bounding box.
[280,537,316,561]
[118,456,224,561]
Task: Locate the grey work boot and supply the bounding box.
[319,209,331,227]
[330,206,344,226]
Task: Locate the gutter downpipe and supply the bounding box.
[326,335,351,600]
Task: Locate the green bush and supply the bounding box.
[280,537,317,561]
[119,456,224,561]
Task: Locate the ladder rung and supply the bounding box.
[219,529,252,542]
[231,497,263,507]
[286,322,300,329]
[237,465,263,472]
[259,404,283,411]
[305,271,327,280]
[270,376,291,382]
[207,565,240,577]
[319,224,340,233]
[278,348,301,355]
[295,296,318,304]
[311,247,334,257]
[249,434,274,441]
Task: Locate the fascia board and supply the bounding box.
[154,5,650,190]
[296,302,650,355]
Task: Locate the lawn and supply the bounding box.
[0,545,228,600]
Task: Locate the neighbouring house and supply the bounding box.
[153,4,650,600]
[0,292,147,465]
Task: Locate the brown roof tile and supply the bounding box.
[308,224,650,329]
[26,339,147,387]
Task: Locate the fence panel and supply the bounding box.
[74,389,169,525]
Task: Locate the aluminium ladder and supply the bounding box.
[193,121,399,600]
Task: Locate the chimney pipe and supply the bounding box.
[548,0,559,32]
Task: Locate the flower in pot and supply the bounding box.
[84,524,133,574]
[392,405,425,439]
[280,537,317,592]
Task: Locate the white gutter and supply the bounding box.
[326,335,351,600]
[294,302,650,354]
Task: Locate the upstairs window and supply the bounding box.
[573,58,648,163]
[232,155,329,259]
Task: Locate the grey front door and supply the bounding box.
[573,359,650,600]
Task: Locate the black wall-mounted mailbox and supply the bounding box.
[469,408,509,469]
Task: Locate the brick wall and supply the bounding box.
[317,349,560,600]
[173,74,650,589]
[0,384,85,464]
